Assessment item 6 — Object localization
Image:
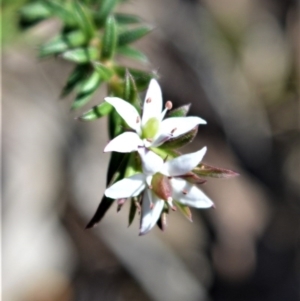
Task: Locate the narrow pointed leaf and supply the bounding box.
[93,62,114,80]
[62,47,99,63]
[101,16,118,60]
[71,70,101,109]
[167,104,191,118]
[114,66,153,90]
[115,13,142,25]
[40,31,86,57]
[159,127,198,150]
[98,0,118,25]
[118,26,153,46]
[44,1,75,27]
[109,108,123,137]
[86,153,129,228]
[124,153,140,178]
[107,152,130,186]
[72,1,95,39]
[117,46,148,63]
[176,202,193,222]
[78,102,113,121]
[193,164,239,178]
[86,195,114,228]
[61,65,88,98]
[128,198,137,226]
[19,2,51,27]
[123,70,140,112]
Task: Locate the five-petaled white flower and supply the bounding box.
[104,79,206,152]
[104,147,214,235]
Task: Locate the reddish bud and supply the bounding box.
[151,173,172,201]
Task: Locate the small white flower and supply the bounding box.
[104,147,213,235]
[104,79,206,152]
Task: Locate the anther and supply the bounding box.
[182,190,188,195]
[170,128,177,134]
[136,116,140,123]
[165,101,173,110]
[146,97,152,103]
[150,203,154,209]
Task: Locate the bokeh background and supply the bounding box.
[2,0,300,300]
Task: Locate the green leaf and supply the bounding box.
[101,16,118,60]
[124,152,141,178]
[114,66,153,90]
[110,108,123,137]
[44,1,75,27]
[115,13,142,25]
[193,164,239,178]
[72,1,95,39]
[117,45,148,62]
[40,31,87,57]
[78,101,113,121]
[61,65,88,97]
[86,153,128,228]
[167,104,191,118]
[93,62,114,80]
[62,47,99,63]
[19,2,51,27]
[98,0,118,25]
[123,70,141,112]
[176,202,192,222]
[128,198,137,226]
[107,152,129,186]
[85,195,114,228]
[118,26,153,46]
[71,70,101,109]
[159,127,198,150]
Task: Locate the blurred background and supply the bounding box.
[2,0,300,300]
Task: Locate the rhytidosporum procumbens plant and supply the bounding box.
[20,0,238,235]
[94,79,238,235]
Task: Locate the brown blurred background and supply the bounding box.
[2,0,300,300]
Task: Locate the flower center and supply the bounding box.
[142,117,160,139]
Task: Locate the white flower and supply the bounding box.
[104,147,214,235]
[104,79,206,152]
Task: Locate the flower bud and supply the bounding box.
[151,173,172,201]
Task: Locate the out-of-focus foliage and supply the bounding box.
[18,0,153,111]
[1,0,28,45]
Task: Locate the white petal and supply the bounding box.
[161,147,207,177]
[104,132,143,153]
[105,174,145,199]
[140,189,164,235]
[105,97,141,133]
[138,148,164,176]
[154,116,206,146]
[171,178,213,208]
[142,79,162,125]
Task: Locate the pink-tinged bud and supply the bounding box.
[117,198,127,212]
[165,101,173,110]
[151,173,172,201]
[180,172,207,185]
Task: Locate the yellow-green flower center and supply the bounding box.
[142,117,160,139]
